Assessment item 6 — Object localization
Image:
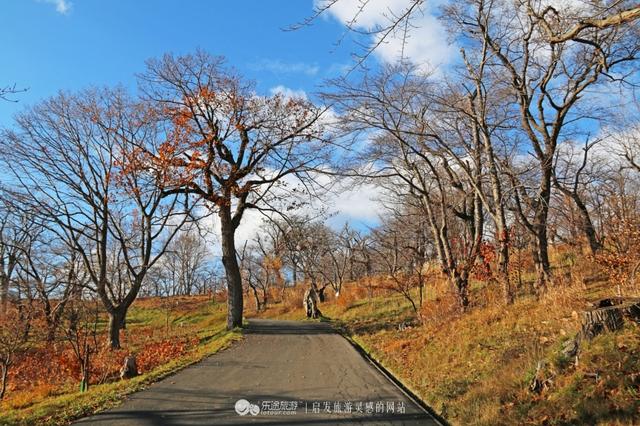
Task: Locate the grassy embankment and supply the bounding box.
[0,296,240,426]
[255,253,640,425]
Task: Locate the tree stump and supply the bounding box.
[581,297,640,340]
[120,355,138,379]
[303,287,321,319]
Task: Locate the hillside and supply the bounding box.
[256,256,640,425]
[0,296,239,426]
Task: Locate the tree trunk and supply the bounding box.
[0,276,9,315]
[261,288,268,310]
[108,309,124,349]
[533,164,553,290]
[0,362,8,400]
[317,285,326,302]
[303,286,321,319]
[453,273,469,309]
[497,223,513,304]
[219,207,243,329]
[80,364,89,392]
[479,121,512,304]
[250,285,261,312]
[498,239,512,303]
[46,319,57,342]
[575,197,601,255]
[533,222,551,290]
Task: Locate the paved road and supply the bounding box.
[77,319,441,425]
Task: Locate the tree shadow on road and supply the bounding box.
[244,319,334,335]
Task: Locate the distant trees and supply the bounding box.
[270,216,309,286]
[0,200,32,315]
[239,237,279,313]
[148,229,212,297]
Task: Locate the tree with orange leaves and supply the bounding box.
[137,51,332,329]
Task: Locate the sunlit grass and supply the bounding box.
[0,297,241,426]
[258,256,640,425]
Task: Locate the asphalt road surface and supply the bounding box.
[76,319,441,425]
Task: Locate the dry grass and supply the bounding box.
[0,295,238,425]
[260,251,640,425]
[335,287,358,311]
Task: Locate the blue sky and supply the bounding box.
[1,0,387,235]
[0,0,359,127]
[2,0,635,241]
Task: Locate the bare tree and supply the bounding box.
[269,215,313,287]
[320,224,354,298]
[295,221,337,302]
[370,213,428,317]
[18,232,87,341]
[1,89,191,348]
[449,0,640,288]
[552,138,605,254]
[152,229,212,296]
[137,51,332,329]
[328,66,483,308]
[238,243,263,313]
[238,236,281,313]
[0,84,26,102]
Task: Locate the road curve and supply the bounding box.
[76,319,441,425]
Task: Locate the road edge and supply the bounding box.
[332,322,449,426]
[68,330,242,426]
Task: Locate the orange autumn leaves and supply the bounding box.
[117,84,318,202]
[4,325,199,406]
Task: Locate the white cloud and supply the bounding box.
[251,59,319,76]
[39,0,72,14]
[198,208,266,258]
[269,85,308,100]
[540,0,594,16]
[201,172,384,258]
[326,181,384,228]
[227,178,384,247]
[317,0,454,70]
